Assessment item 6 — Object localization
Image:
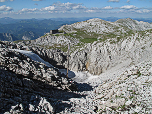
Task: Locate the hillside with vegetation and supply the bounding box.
[20,18,152,52]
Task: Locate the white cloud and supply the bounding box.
[0,5,13,11]
[102,6,113,9]
[33,0,43,1]
[19,8,38,12]
[0,0,7,2]
[1,1,151,18]
[40,2,87,13]
[0,0,14,2]
[127,0,130,3]
[41,6,55,11]
[142,9,150,13]
[136,10,142,13]
[118,5,152,14]
[136,9,151,13]
[108,0,120,2]
[120,5,137,9]
[86,10,95,13]
[73,4,87,10]
[85,7,103,13]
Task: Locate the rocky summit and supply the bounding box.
[0,18,152,114]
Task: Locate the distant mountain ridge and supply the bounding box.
[0,33,16,41]
[115,18,152,31]
[1,17,152,24]
[0,17,152,41]
[0,18,87,41]
[0,17,22,24]
[60,18,152,32]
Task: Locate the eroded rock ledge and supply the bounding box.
[0,42,79,113]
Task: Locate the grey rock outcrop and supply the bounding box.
[17,30,152,75]
[30,47,67,69]
[70,50,88,71]
[68,31,152,75]
[0,47,76,91]
[59,18,125,35]
[10,18,152,76]
[27,34,79,48]
[115,18,152,31]
[0,41,67,69]
[59,18,152,34]
[0,42,79,113]
[0,67,55,113]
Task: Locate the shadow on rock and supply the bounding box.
[59,69,93,92]
[75,82,93,92]
[31,48,67,69]
[59,69,76,78]
[0,67,86,114]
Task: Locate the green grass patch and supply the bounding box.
[41,34,49,38]
[13,40,31,43]
[48,44,68,52]
[137,70,141,77]
[63,33,74,37]
[129,96,134,99]
[80,38,97,43]
[106,33,117,38]
[72,29,101,39]
[120,104,126,111]
[13,40,24,43]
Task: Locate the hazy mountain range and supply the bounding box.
[0,17,152,41]
[0,17,89,41]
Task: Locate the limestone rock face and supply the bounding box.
[59,18,128,35]
[6,18,152,76]
[0,42,78,113]
[0,46,77,91]
[58,18,152,75]
[20,30,152,75]
[70,50,88,71]
[30,47,67,69]
[30,34,79,48]
[68,32,152,75]
[115,18,152,31]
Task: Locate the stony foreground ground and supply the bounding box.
[58,60,152,114]
[0,41,152,113]
[1,17,152,114]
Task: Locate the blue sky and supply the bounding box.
[0,0,152,19]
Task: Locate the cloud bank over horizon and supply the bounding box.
[0,0,152,19]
